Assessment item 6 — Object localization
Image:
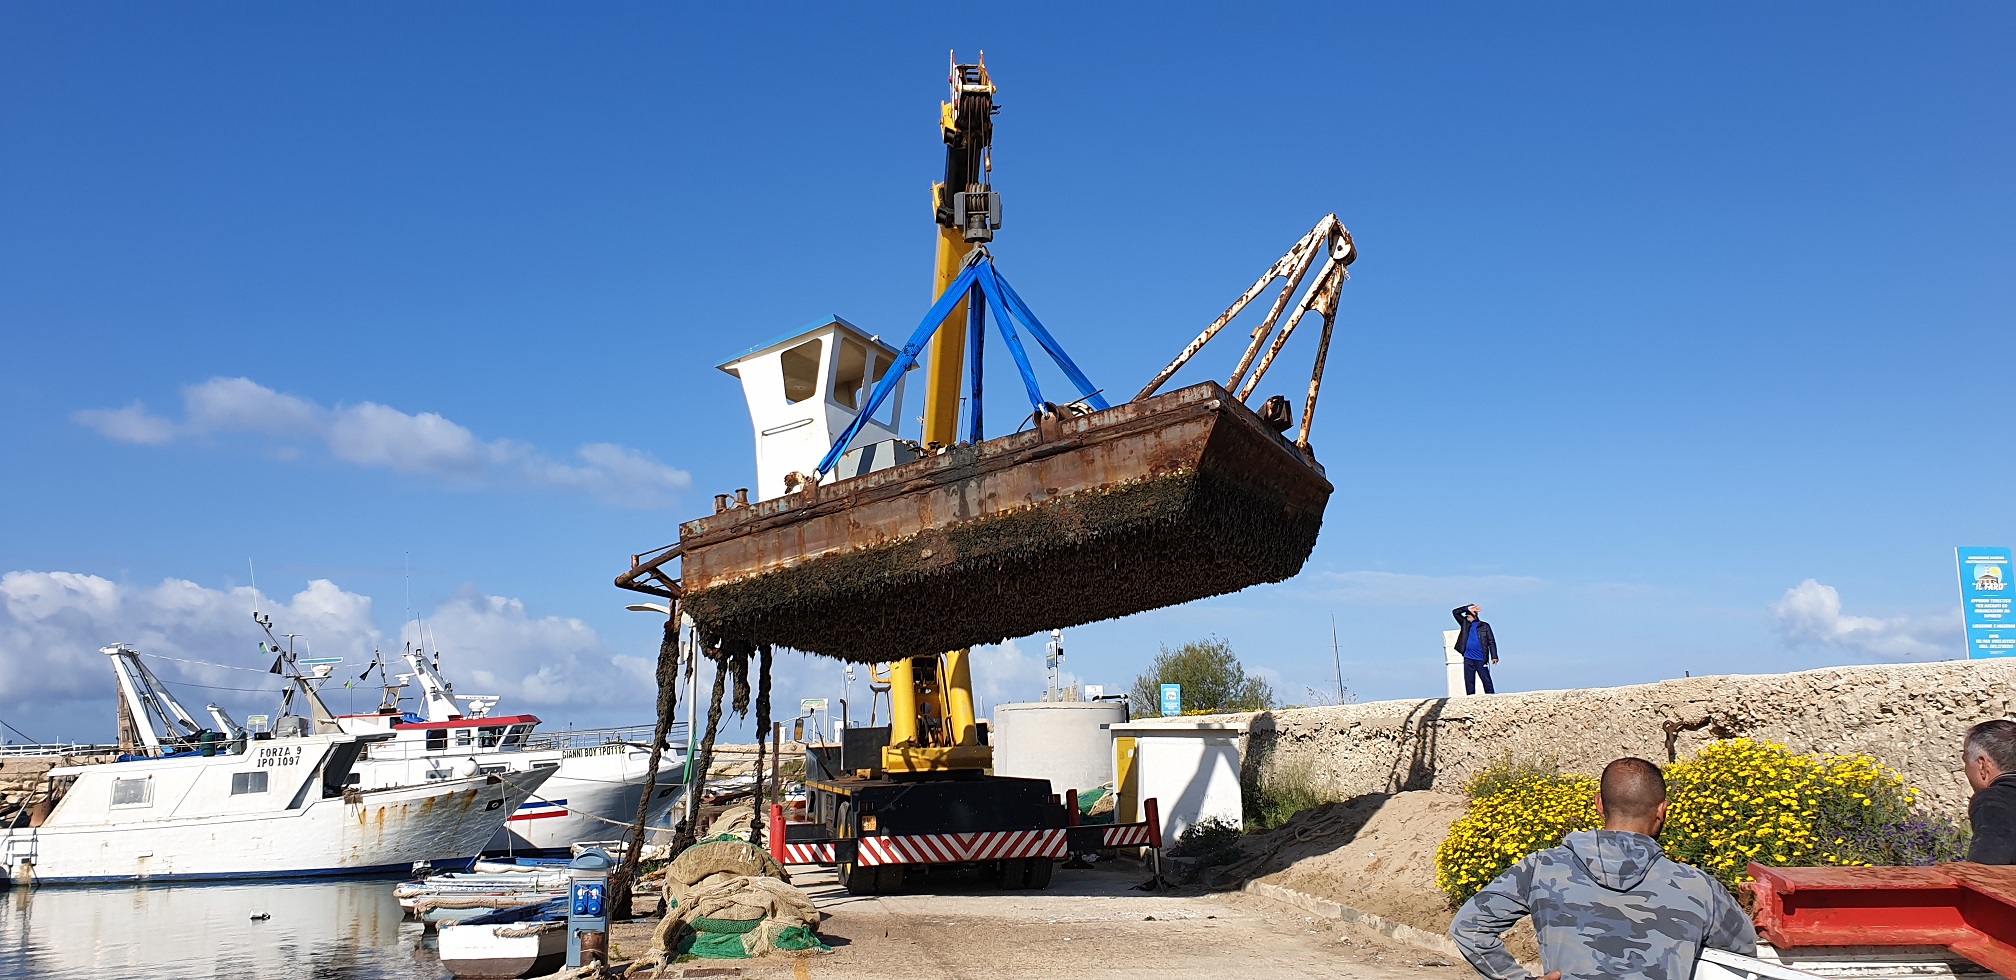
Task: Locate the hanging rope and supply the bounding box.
[614,607,684,917]
[672,635,731,855]
[749,643,774,850]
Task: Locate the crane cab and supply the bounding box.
[718,316,912,502]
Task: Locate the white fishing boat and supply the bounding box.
[0,642,554,886]
[326,644,687,855]
[438,899,567,979]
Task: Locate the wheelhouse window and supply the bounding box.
[425,729,448,752]
[454,728,473,747]
[230,771,269,795]
[780,339,823,404]
[110,777,152,808]
[478,727,502,749]
[834,339,897,426]
[501,724,533,748]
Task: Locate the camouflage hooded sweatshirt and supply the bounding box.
[1450,829,1757,980]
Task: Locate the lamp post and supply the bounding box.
[625,603,701,835]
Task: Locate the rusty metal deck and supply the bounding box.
[663,381,1332,662]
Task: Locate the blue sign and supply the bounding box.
[1957,547,2015,659]
[1159,683,1181,717]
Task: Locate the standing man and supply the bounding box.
[1451,757,1757,980]
[1964,719,2016,864]
[1452,604,1499,695]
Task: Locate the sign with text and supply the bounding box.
[1958,547,2015,659]
[800,699,827,714]
[1159,683,1182,717]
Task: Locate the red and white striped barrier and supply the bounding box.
[777,841,837,864]
[1100,824,1153,847]
[857,828,1067,865]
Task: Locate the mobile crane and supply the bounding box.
[774,56,1161,894]
[622,52,1349,893]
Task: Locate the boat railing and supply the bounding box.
[522,723,687,754]
[0,742,122,758]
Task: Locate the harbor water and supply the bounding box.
[0,878,450,980]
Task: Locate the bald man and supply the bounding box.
[1450,757,1756,980]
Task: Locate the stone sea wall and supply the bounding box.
[1224,659,2016,817]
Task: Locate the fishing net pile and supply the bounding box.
[628,874,825,968]
[622,840,821,972]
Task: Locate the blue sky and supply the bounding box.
[3,4,2011,743]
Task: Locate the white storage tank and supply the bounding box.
[991,701,1129,797]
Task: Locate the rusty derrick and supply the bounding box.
[669,381,1332,662]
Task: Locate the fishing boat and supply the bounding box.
[0,643,554,886]
[437,898,567,979]
[325,644,687,854]
[394,861,569,927]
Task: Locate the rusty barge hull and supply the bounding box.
[675,382,1333,662]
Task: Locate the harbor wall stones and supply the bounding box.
[1226,659,2016,818]
[0,753,118,808]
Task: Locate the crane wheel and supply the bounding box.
[1026,856,1054,889]
[996,857,1028,889]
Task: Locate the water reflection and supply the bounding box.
[0,878,449,980]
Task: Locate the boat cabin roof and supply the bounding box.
[392,713,540,732]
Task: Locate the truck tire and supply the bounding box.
[836,803,880,896]
[996,857,1029,889]
[1025,856,1054,889]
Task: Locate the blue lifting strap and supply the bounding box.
[815,256,1105,479]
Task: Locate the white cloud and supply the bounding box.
[183,376,321,436]
[1772,579,1957,661]
[326,402,493,474]
[407,591,613,709]
[73,403,179,444]
[0,571,379,741]
[73,377,691,507]
[971,638,1077,710]
[0,570,661,744]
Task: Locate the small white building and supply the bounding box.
[1110,718,1249,844]
[718,316,912,502]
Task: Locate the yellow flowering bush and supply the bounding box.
[1435,769,1598,904]
[1435,740,1965,905]
[1663,738,1963,891]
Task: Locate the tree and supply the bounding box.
[1129,636,1275,717]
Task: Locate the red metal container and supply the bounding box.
[1749,862,2016,975]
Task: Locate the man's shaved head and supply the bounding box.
[1600,757,1668,821]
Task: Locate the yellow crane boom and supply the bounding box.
[883,55,1002,774]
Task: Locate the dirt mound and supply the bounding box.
[1195,789,1540,962]
[1261,791,1466,935]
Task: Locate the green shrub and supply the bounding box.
[1245,759,1337,831]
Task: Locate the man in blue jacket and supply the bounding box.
[1452,604,1498,695]
[1451,757,1757,980]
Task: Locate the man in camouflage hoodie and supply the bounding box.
[1450,757,1756,980]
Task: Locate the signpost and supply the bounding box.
[1160,683,1182,717]
[1957,547,2016,659]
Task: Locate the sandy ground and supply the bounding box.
[610,861,1473,979]
[1183,790,1538,963]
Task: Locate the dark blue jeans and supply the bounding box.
[1463,658,1495,695]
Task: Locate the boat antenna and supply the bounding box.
[248,558,263,618]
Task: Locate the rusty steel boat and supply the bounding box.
[623,379,1330,662]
